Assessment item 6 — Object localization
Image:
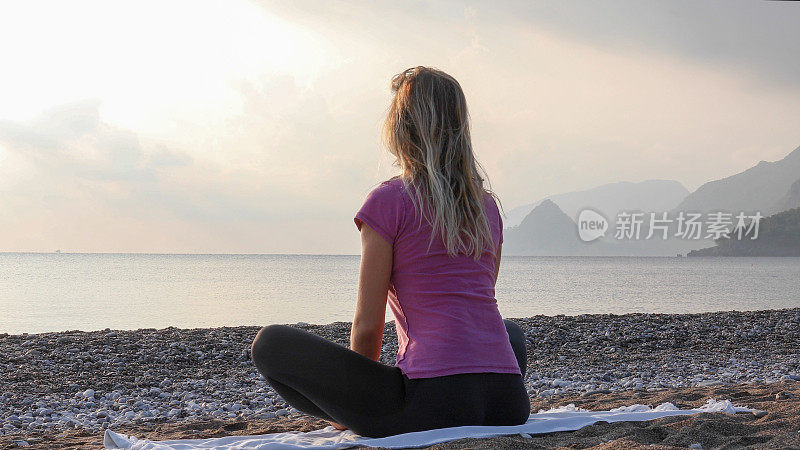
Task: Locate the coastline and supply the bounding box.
[1,308,799,448]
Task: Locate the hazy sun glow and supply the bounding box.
[0,1,331,133]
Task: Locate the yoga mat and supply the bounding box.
[104,398,753,449]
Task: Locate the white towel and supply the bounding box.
[104,398,752,449]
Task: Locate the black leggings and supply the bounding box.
[250,319,530,438]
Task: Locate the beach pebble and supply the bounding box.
[1,310,799,439]
[583,389,612,397]
[34,408,53,417]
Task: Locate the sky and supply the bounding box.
[1,0,799,254]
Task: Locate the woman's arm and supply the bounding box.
[350,222,392,361]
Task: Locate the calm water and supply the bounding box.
[1,253,799,334]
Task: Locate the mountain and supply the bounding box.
[688,207,800,256]
[504,180,689,227]
[674,145,800,216]
[502,199,706,256]
[772,178,800,214]
[501,145,800,256]
[503,200,590,255]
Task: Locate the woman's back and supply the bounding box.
[251,66,530,438]
[355,177,520,379]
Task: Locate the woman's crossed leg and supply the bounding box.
[250,320,529,437]
[250,324,407,437]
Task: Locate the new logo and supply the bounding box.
[577,209,608,242]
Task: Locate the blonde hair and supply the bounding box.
[382,66,499,259]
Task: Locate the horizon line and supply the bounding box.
[0,251,361,256]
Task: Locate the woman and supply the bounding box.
[250,66,530,438]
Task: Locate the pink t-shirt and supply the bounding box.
[354,177,521,379]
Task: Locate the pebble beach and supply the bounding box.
[2,308,799,448]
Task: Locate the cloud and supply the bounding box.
[2,1,800,253]
[256,0,800,91]
[0,91,379,253]
[492,0,800,90]
[0,100,192,185]
[254,0,800,207]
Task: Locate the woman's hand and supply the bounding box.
[328,420,348,431]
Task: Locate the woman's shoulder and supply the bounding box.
[355,177,409,240]
[482,191,504,232]
[369,176,407,198]
[360,177,408,210]
[380,175,405,189]
[482,190,500,212]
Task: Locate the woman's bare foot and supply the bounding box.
[328,420,348,431]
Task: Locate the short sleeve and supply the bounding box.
[354,181,405,245]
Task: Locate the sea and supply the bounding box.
[1,253,799,335]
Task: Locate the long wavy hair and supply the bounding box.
[382,66,499,260]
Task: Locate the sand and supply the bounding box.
[5,382,799,449]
